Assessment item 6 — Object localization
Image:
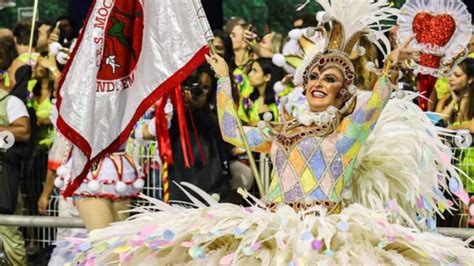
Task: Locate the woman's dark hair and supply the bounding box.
[213,30,239,104]
[13,22,38,47]
[182,63,217,109]
[32,78,54,99]
[0,33,17,71]
[213,30,234,68]
[457,58,474,120]
[198,63,218,108]
[249,58,283,105]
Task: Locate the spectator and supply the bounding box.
[0,29,17,73]
[224,16,246,35]
[31,55,59,147]
[229,23,257,124]
[0,28,32,266]
[229,58,283,194]
[230,23,253,72]
[210,30,237,106]
[36,21,54,54]
[212,30,234,68]
[243,58,281,126]
[249,31,284,59]
[9,22,39,89]
[55,16,76,46]
[436,58,474,129]
[430,33,474,111]
[21,55,58,222]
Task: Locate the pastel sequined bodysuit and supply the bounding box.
[217,77,392,204]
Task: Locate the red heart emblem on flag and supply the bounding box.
[412,12,456,68]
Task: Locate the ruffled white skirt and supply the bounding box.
[55,153,145,200]
[68,184,473,266]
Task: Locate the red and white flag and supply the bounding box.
[57,0,212,196]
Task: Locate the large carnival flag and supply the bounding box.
[57,0,212,196]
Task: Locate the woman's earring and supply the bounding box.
[336,88,347,99]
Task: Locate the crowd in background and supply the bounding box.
[0,11,474,265]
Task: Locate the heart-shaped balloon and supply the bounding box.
[412,12,456,68]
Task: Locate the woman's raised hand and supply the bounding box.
[387,34,420,65]
[205,53,229,79]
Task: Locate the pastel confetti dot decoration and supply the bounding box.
[130,238,145,247]
[219,252,236,265]
[180,241,194,248]
[119,252,133,263]
[242,247,253,256]
[109,240,123,249]
[378,240,387,248]
[325,249,334,257]
[386,200,400,213]
[107,237,120,244]
[311,239,323,250]
[288,259,297,266]
[449,178,460,193]
[301,231,312,241]
[454,189,470,204]
[427,217,436,231]
[139,224,158,237]
[336,221,349,232]
[387,236,396,243]
[113,244,131,254]
[422,197,433,211]
[189,246,206,259]
[211,228,223,237]
[92,242,109,254]
[78,241,92,252]
[163,229,175,241]
[234,228,244,237]
[84,258,95,266]
[251,242,262,251]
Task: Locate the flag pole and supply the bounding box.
[191,0,265,197]
[28,0,40,63]
[207,40,265,197]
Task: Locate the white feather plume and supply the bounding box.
[350,92,468,230]
[317,0,398,57]
[293,0,398,86]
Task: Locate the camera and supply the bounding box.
[183,82,204,99]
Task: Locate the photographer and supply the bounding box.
[142,64,231,202]
[0,30,31,266]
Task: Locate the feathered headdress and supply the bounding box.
[291,0,398,87]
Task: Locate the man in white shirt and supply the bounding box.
[0,71,31,266]
[0,96,31,141]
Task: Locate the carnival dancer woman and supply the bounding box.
[69,1,474,264]
[55,147,145,232]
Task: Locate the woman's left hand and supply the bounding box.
[205,54,229,79]
[387,35,420,64]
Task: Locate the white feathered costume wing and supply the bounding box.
[350,92,471,230]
